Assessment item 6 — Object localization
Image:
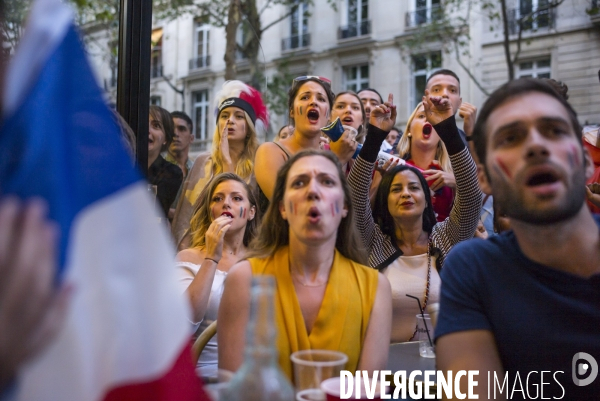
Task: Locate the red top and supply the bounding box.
[406,160,454,222]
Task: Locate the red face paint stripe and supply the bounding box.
[331,203,335,217]
[496,159,512,179]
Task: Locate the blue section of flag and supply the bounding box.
[0,24,141,280]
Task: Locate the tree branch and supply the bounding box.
[453,44,490,96]
[261,6,296,33]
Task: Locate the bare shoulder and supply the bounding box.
[225,260,253,285]
[256,142,287,163]
[176,248,205,264]
[376,272,391,294]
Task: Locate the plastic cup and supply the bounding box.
[416,314,435,358]
[291,350,348,401]
[321,376,385,400]
[204,369,233,401]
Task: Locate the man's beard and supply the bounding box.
[492,165,587,226]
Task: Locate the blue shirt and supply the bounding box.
[436,224,600,400]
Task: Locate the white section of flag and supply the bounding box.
[16,183,192,401]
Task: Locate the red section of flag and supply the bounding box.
[102,342,210,401]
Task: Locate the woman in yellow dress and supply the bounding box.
[218,150,392,379]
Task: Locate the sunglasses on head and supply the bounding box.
[293,75,332,85]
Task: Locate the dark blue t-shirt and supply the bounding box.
[436,227,600,400]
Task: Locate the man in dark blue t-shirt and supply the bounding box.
[435,78,600,400]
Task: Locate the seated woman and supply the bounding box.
[176,173,258,380]
[396,102,455,222]
[171,81,267,250]
[348,94,481,343]
[254,76,357,212]
[218,150,392,380]
[148,105,183,217]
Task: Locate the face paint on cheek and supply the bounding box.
[495,158,512,180]
[568,144,580,168]
[239,207,244,218]
[289,201,295,216]
[298,106,303,116]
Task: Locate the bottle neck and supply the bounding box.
[244,276,278,365]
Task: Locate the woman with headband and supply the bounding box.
[171,80,267,250]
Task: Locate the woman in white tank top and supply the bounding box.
[175,173,258,380]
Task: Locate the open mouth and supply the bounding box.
[307,207,321,223]
[221,212,234,218]
[342,117,354,124]
[307,109,320,123]
[423,124,433,137]
[526,172,559,187]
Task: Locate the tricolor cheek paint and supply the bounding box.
[495,158,512,179]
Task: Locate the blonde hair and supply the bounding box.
[397,102,453,174]
[210,113,258,181]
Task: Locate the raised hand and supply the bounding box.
[0,198,71,391]
[204,215,233,262]
[220,125,233,170]
[423,89,454,126]
[586,183,600,209]
[329,127,358,165]
[369,93,397,132]
[458,102,478,137]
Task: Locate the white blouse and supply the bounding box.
[176,261,227,380]
[383,253,441,343]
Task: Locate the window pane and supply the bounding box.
[538,72,550,78]
[360,65,369,78]
[413,55,427,71]
[519,61,533,70]
[431,51,442,68]
[414,75,426,108]
[537,59,551,68]
[361,0,369,20]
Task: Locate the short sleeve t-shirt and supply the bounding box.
[436,227,600,400]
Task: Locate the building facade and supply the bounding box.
[85,0,600,156]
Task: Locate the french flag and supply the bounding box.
[0,0,208,399]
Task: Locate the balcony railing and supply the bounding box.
[150,65,163,79]
[507,6,555,34]
[282,33,311,51]
[338,20,371,40]
[189,55,211,71]
[405,5,444,29]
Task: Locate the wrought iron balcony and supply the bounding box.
[282,33,311,51]
[189,55,211,71]
[338,20,371,40]
[405,5,444,29]
[507,6,555,34]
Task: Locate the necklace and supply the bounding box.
[409,240,432,341]
[291,274,327,287]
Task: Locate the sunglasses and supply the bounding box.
[292,75,332,85]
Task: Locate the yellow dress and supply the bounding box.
[248,246,379,380]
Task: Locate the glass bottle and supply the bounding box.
[222,275,295,401]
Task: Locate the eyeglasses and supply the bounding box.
[292,75,332,85]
